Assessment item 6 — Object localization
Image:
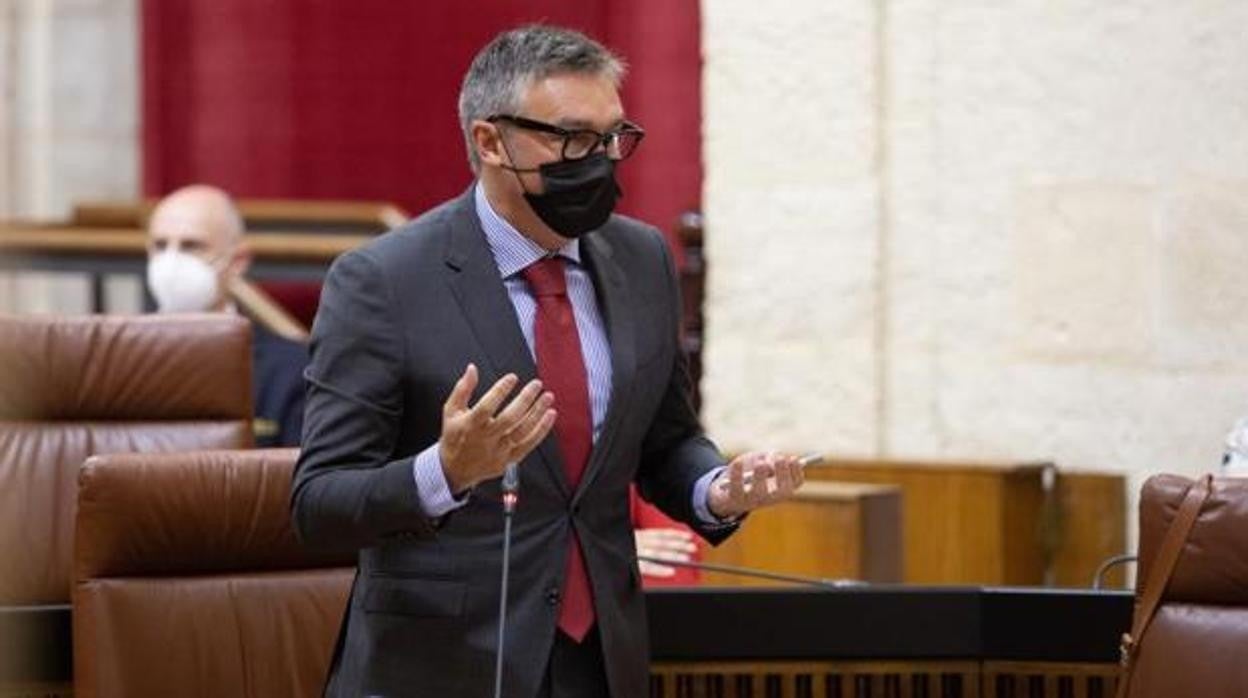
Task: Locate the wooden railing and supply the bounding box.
[71,198,409,232]
[0,223,364,336]
[0,224,367,264]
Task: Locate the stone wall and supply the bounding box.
[702,0,1248,543]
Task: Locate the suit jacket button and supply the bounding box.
[546,586,561,606]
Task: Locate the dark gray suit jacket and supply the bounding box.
[291,187,735,698]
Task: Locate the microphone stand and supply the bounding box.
[493,465,520,698]
[636,555,868,589]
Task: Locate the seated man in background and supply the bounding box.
[145,184,306,447]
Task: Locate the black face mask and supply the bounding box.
[523,153,622,238]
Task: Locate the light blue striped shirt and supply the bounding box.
[413,184,724,524]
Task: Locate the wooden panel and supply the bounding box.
[701,482,902,585]
[651,661,982,698]
[981,661,1119,698]
[1052,473,1127,589]
[1001,467,1047,585]
[803,460,1046,585]
[651,660,1117,698]
[0,683,72,698]
[799,460,1125,587]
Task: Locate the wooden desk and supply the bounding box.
[702,481,902,585]
[804,460,1126,587]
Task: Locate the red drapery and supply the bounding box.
[141,1,701,256]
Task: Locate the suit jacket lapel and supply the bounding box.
[572,229,636,505]
[441,190,570,499]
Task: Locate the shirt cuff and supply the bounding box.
[412,443,470,518]
[692,466,742,527]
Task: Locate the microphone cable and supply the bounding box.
[636,555,867,589]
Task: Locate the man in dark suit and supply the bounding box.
[291,25,804,698]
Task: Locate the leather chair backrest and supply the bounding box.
[0,314,255,605]
[1130,475,1248,697]
[73,448,354,698]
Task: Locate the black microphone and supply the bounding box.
[636,555,868,590]
[493,464,520,698]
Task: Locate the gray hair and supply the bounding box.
[458,25,626,172]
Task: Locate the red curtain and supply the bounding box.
[142,1,700,256]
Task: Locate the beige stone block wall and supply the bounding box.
[702,0,1248,552]
[702,2,884,455]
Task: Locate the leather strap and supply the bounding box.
[1116,474,1212,698]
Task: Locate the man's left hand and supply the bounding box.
[706,451,805,520]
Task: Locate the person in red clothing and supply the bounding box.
[631,485,701,586]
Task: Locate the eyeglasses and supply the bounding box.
[487,114,645,162]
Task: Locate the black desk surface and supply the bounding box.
[1,586,1132,683]
[646,586,1131,663]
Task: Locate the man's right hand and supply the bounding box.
[439,363,556,494]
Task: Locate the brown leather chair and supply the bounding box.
[73,449,353,698]
[1124,474,1248,697]
[0,314,254,607]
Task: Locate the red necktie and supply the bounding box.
[522,256,595,642]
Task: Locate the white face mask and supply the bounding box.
[146,250,222,313]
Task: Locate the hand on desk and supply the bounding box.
[635,528,698,578]
[439,364,556,493]
[707,451,805,520]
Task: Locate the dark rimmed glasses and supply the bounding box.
[487,114,645,162]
